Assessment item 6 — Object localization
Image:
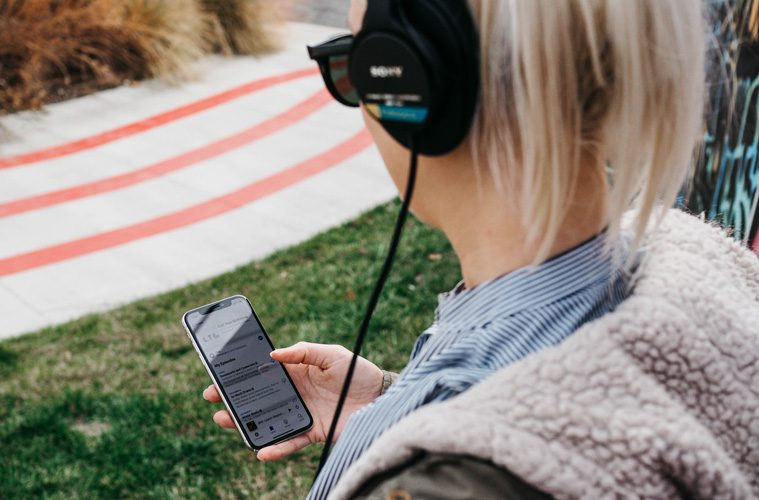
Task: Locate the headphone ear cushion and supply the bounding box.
[426,0,480,117]
[387,0,479,156]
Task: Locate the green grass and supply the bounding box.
[0,202,459,499]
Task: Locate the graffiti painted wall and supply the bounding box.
[683,0,759,253]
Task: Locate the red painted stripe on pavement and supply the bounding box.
[0,90,333,218]
[0,67,318,169]
[0,129,373,276]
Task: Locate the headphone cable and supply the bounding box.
[314,140,419,479]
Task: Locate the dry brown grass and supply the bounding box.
[0,0,147,112]
[201,0,282,55]
[121,0,216,79]
[0,0,279,114]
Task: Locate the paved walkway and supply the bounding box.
[0,23,395,339]
[290,0,348,27]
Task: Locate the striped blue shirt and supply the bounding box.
[309,231,633,499]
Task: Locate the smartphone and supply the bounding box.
[182,295,313,451]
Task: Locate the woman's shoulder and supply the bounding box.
[618,208,759,332]
[630,208,759,282]
[330,209,759,500]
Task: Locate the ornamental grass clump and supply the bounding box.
[0,0,278,114]
[0,0,147,112]
[201,0,281,55]
[121,0,216,80]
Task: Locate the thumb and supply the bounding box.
[271,342,348,369]
[256,434,312,462]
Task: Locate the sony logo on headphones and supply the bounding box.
[369,65,404,78]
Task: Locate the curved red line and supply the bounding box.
[0,129,373,276]
[0,90,333,218]
[0,67,319,169]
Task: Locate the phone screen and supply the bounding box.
[184,296,312,450]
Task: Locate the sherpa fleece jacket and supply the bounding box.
[329,209,759,499]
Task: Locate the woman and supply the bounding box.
[204,0,759,498]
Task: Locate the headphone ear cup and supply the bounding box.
[351,0,479,156]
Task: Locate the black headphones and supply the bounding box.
[349,0,480,156]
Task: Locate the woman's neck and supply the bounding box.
[440,176,608,289]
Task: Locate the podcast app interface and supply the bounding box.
[187,298,307,446]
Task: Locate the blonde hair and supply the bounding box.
[468,0,706,263]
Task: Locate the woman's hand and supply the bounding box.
[202,341,383,461]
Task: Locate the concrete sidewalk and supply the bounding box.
[290,0,349,28]
[0,23,396,339]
